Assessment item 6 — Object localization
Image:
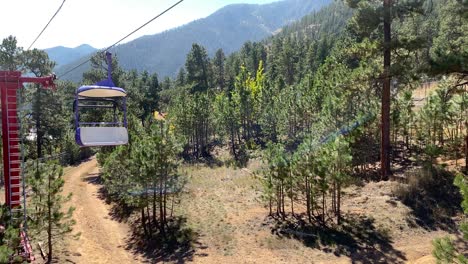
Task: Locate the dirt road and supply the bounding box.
[61,158,142,264]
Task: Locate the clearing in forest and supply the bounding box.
[55,155,461,264]
[177,158,452,264]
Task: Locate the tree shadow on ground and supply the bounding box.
[394,165,461,232]
[83,173,135,222]
[391,144,421,178]
[82,173,204,263]
[181,153,225,169]
[125,217,203,263]
[268,213,407,264]
[351,143,420,183]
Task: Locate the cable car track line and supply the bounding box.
[104,0,184,51]
[28,0,67,50]
[58,0,185,79]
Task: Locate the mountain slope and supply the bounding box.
[56,0,331,82]
[45,44,96,67]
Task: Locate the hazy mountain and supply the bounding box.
[44,44,96,67]
[55,0,331,82]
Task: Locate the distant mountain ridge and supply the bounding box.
[44,44,96,67]
[54,0,331,82]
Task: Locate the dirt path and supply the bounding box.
[61,158,142,264]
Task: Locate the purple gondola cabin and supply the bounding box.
[74,52,128,147]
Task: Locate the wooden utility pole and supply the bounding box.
[381,0,392,180]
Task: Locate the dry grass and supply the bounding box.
[412,81,439,110]
[0,188,4,204]
[173,157,455,264]
[393,165,462,231]
[37,149,463,263]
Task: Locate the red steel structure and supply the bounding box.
[1,70,55,261]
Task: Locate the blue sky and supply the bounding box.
[0,0,280,50]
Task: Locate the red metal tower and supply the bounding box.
[1,70,55,261]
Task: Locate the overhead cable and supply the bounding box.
[59,0,184,79]
[28,0,67,50]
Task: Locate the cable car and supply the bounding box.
[74,52,128,147]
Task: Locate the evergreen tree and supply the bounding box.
[213,49,226,90]
[429,0,468,78]
[0,205,22,263]
[27,161,76,263]
[346,0,425,179]
[0,36,23,71]
[186,44,211,92]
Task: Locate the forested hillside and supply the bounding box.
[54,0,331,82]
[0,0,466,262]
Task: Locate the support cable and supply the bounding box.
[28,0,67,50]
[58,0,184,79]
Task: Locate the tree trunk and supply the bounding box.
[381,0,392,181]
[322,191,326,225]
[269,196,272,216]
[337,183,341,225]
[163,174,168,226]
[170,195,175,218]
[290,170,294,216]
[152,187,157,224]
[332,181,336,214]
[290,195,294,216]
[146,203,153,236]
[230,126,238,161]
[305,175,312,223]
[465,131,467,174]
[276,186,281,216]
[47,171,52,263]
[159,177,165,237]
[141,208,148,237]
[281,181,285,219]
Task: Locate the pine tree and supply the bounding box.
[27,161,76,263]
[213,49,226,90]
[346,0,425,179]
[0,205,22,263]
[0,36,23,71]
[186,44,211,93]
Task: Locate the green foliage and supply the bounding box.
[0,35,23,71]
[101,118,186,237]
[186,44,211,93]
[0,226,22,264]
[26,161,76,261]
[454,174,468,240]
[261,134,353,224]
[433,236,457,264]
[100,145,135,203]
[0,205,22,263]
[413,79,468,165]
[429,0,468,76]
[0,35,89,263]
[2,0,466,258]
[432,174,468,264]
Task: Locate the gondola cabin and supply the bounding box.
[75,52,128,147]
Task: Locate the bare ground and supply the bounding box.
[60,158,144,264]
[177,160,453,264]
[53,156,457,263]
